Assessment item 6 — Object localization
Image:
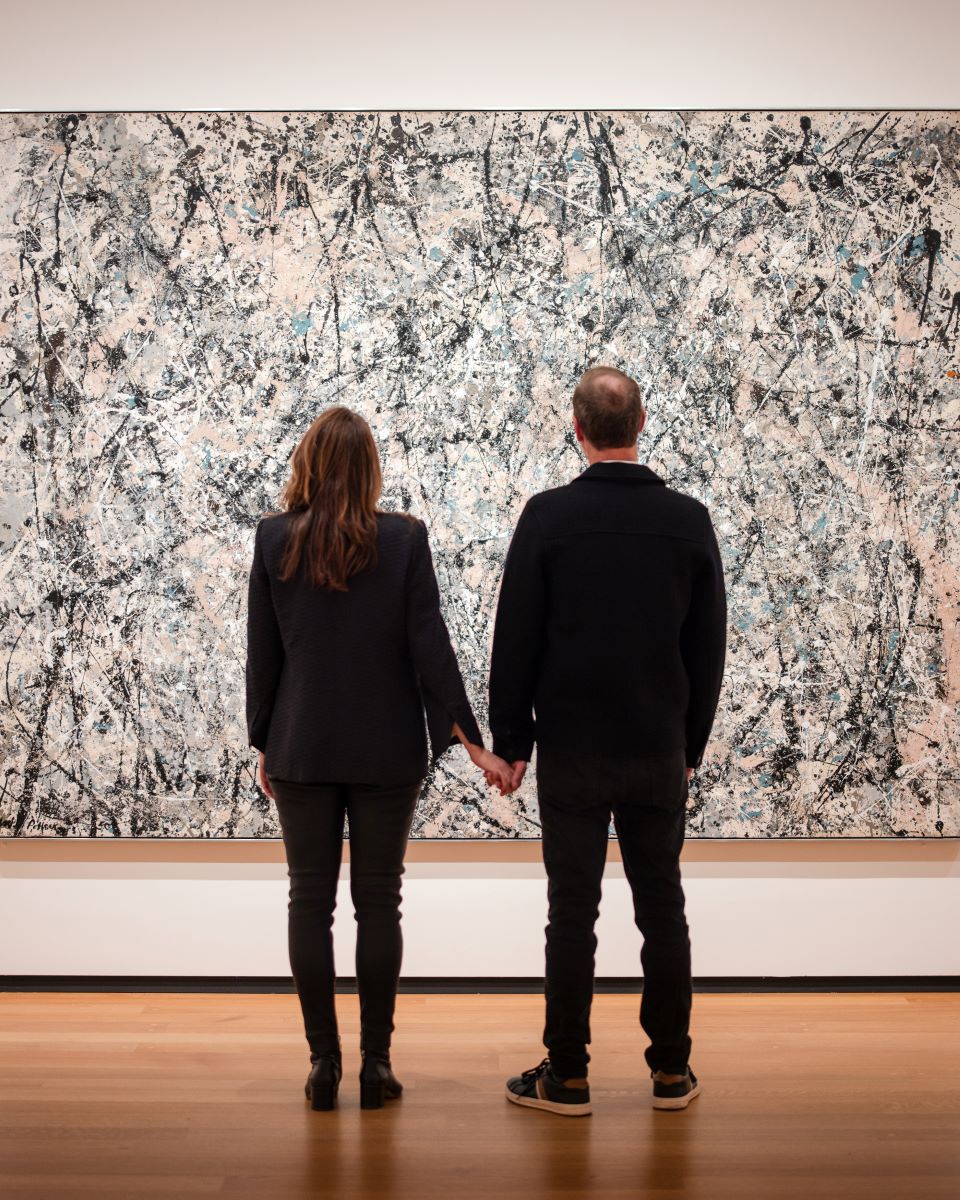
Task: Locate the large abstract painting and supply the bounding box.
[1,110,957,838]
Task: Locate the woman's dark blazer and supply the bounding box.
[245,510,483,787]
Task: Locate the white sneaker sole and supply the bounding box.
[652,1082,701,1110]
[505,1087,592,1116]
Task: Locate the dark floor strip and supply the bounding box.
[1,975,957,994]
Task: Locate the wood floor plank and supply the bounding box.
[0,993,957,1199]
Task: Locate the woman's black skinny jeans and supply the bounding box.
[270,777,420,1058]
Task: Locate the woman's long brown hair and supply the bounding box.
[273,406,382,590]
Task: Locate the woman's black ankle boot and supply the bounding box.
[304,1049,342,1111]
[359,1049,403,1110]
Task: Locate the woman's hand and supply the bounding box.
[258,751,275,800]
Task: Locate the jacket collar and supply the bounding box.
[575,461,666,486]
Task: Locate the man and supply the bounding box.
[488,366,727,1115]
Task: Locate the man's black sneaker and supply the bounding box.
[652,1067,701,1110]
[505,1058,592,1117]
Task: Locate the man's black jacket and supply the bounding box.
[489,462,727,769]
[246,510,482,786]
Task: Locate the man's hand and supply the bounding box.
[258,751,275,800]
[510,761,528,791]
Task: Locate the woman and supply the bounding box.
[245,405,511,1113]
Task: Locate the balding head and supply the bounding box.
[572,367,645,450]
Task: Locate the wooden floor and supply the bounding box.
[0,992,958,1199]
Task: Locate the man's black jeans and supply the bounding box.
[537,747,692,1078]
[270,778,420,1058]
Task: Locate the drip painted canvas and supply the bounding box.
[1,110,957,838]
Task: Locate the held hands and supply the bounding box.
[451,721,515,796]
[484,759,526,795]
[467,745,515,796]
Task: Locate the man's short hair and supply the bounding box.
[572,367,644,450]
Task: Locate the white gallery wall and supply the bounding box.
[2,0,959,978]
[3,853,960,977]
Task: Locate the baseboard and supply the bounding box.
[1,975,958,993]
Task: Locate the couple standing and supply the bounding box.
[245,366,727,1114]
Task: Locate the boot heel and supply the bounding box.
[360,1081,386,1109]
[309,1080,337,1111]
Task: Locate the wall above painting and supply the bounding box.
[1,110,957,838]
